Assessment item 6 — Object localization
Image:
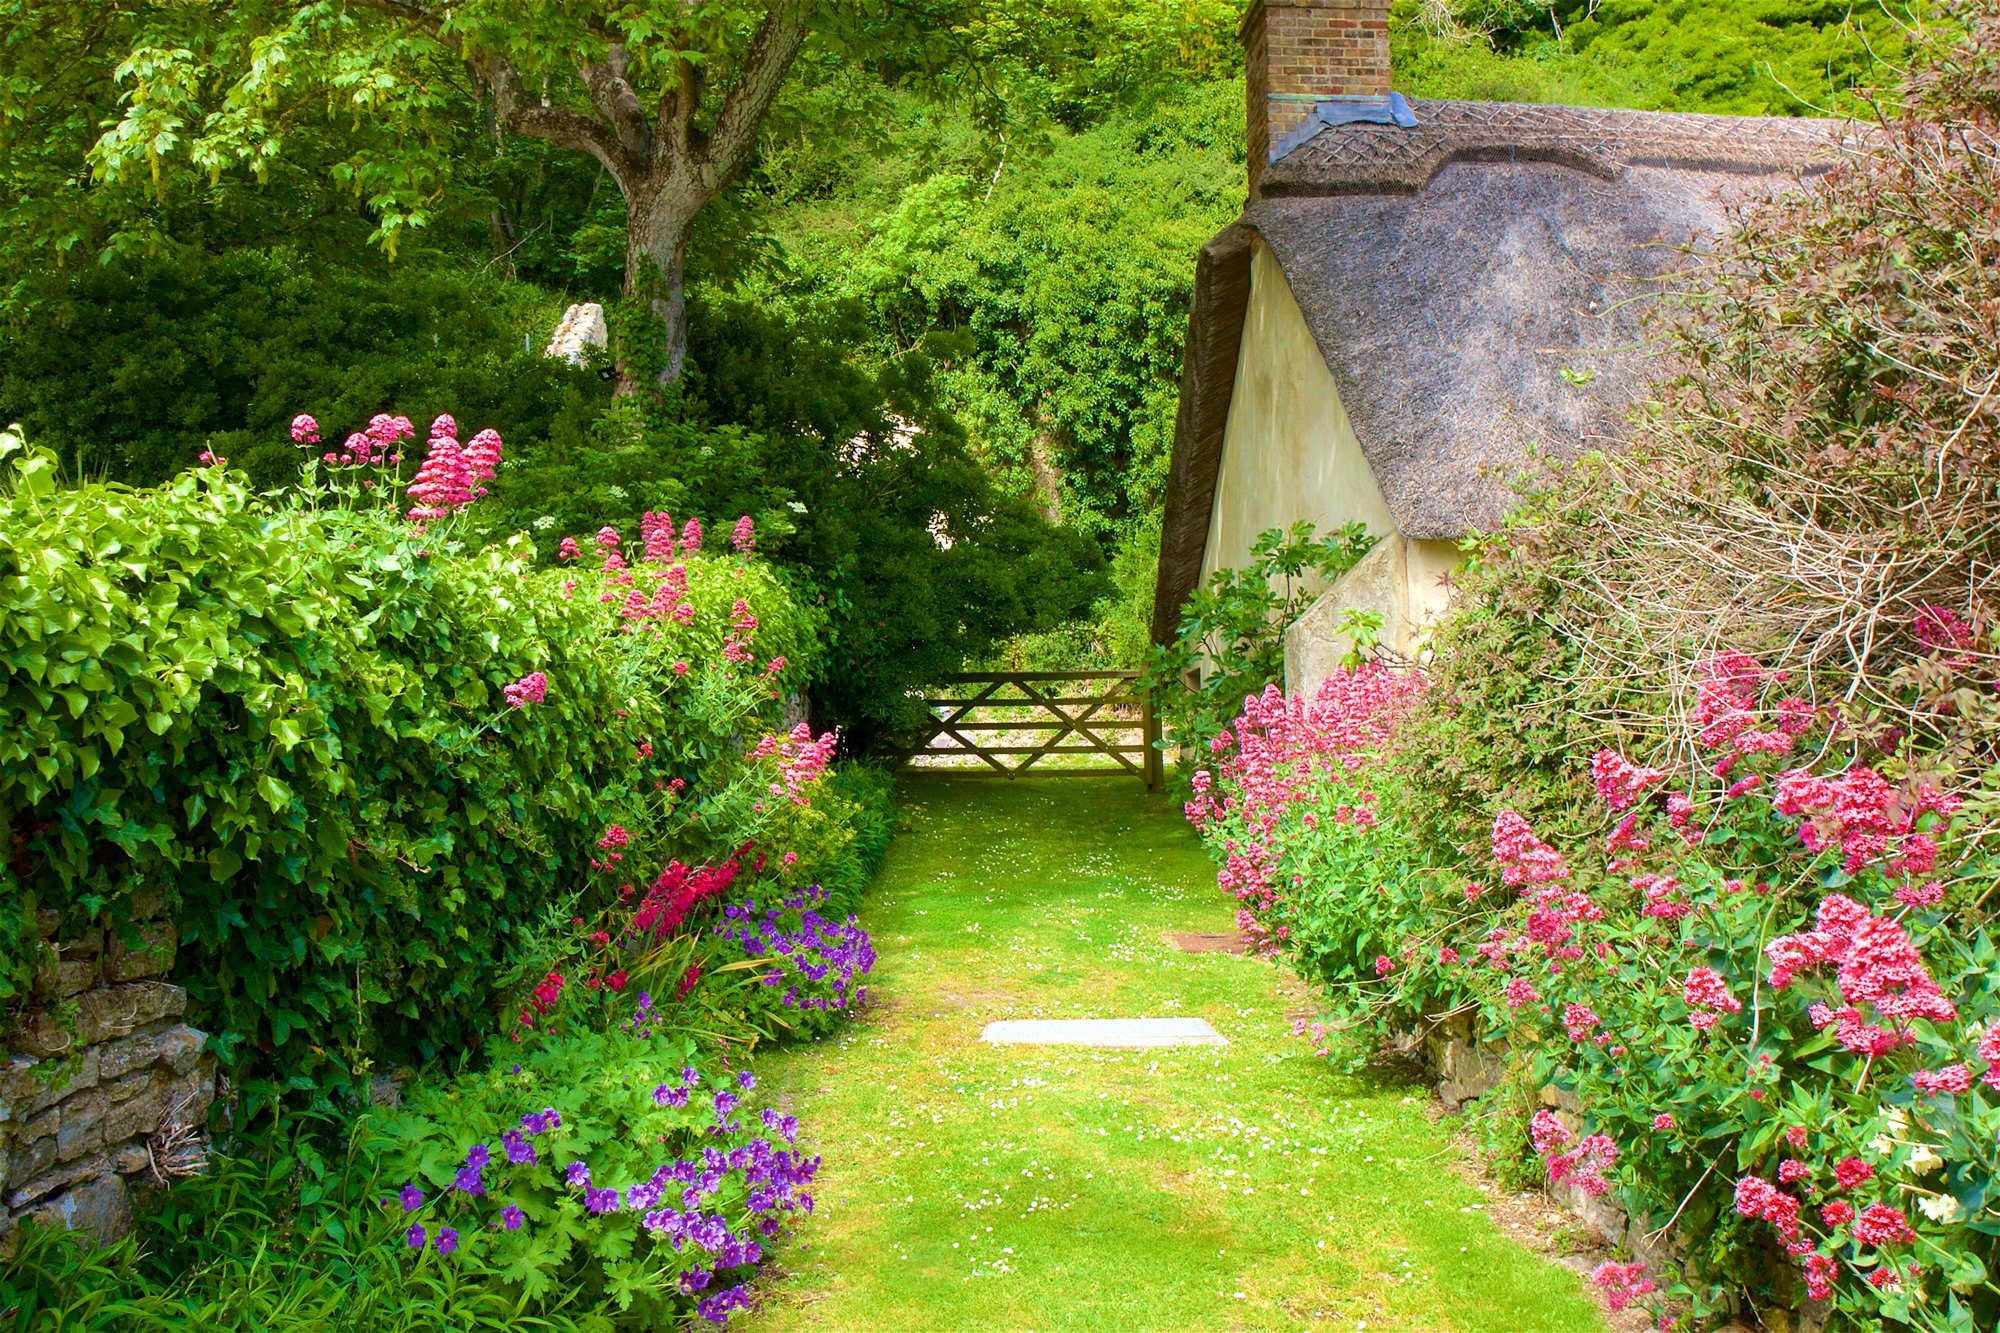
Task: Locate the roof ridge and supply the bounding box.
[1261,97,1850,197]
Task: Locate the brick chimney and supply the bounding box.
[1242,0,1392,190]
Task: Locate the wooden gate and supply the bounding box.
[895,671,1163,791]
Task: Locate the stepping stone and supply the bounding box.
[980,1018,1227,1048]
[1171,930,1253,955]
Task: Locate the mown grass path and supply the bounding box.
[746,777,1605,1332]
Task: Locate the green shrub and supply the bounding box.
[0,249,604,489]
[0,424,821,1092]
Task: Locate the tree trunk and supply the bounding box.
[617,184,699,397]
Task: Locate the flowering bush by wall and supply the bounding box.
[0,415,832,1092]
[1189,645,2000,1328]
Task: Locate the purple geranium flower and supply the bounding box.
[500,1204,525,1232]
[398,1183,424,1212]
[435,1228,459,1256]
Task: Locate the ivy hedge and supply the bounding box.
[0,424,822,1091]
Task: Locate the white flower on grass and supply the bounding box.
[1908,1143,1945,1176]
[1918,1192,1964,1225]
[532,515,557,530]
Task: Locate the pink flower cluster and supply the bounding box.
[765,724,837,805]
[503,672,548,708]
[1589,1260,1656,1313]
[1773,764,1958,884]
[1693,651,1818,757]
[1682,967,1742,1032]
[1491,810,1567,888]
[1186,668,1425,947]
[1591,750,1666,812]
[1532,1110,1617,1197]
[1765,895,1956,1055]
[731,516,756,553]
[407,417,501,521]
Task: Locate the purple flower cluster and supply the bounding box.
[716,888,875,1014]
[393,1070,811,1323]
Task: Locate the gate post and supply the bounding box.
[1141,685,1164,794]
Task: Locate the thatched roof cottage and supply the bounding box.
[1150,0,1841,694]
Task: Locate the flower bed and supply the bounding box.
[1188,650,2000,1329]
[1,412,891,1322]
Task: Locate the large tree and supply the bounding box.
[63,0,964,393]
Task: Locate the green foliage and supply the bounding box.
[1396,0,1926,112]
[1147,521,1376,762]
[0,250,602,488]
[0,426,819,1092]
[483,344,1111,750]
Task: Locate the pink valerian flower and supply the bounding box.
[1683,967,1743,1032]
[197,448,228,468]
[1894,880,1945,908]
[1735,1175,1803,1241]
[1652,1113,1674,1132]
[1637,874,1691,921]
[1912,1064,1972,1096]
[557,537,580,561]
[767,724,838,805]
[595,526,622,551]
[1801,1253,1840,1301]
[1548,1133,1618,1196]
[1591,750,1666,812]
[1822,1200,1856,1227]
[597,825,629,852]
[407,432,474,520]
[1778,1159,1813,1186]
[1852,1204,1916,1247]
[1530,1109,1573,1157]
[428,414,457,440]
[1834,1157,1875,1191]
[503,672,548,708]
[641,511,676,563]
[1605,814,1649,856]
[731,515,756,553]
[290,414,320,445]
[1373,955,1394,977]
[463,429,503,496]
[1765,894,1955,1054]
[369,413,416,446]
[1774,765,1961,879]
[1562,1003,1602,1042]
[1504,976,1540,1009]
[1866,1267,1902,1290]
[1492,810,1567,887]
[681,517,703,552]
[1981,1026,2000,1090]
[1590,1260,1657,1313]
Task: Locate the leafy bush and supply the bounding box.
[0,419,824,1092]
[1192,644,2000,1327]
[0,250,603,489]
[374,1027,814,1325]
[0,1031,819,1329]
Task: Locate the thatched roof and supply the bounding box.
[1151,98,1849,645]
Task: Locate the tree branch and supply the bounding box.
[483,53,634,181]
[579,42,653,161]
[701,0,810,187]
[347,0,635,181]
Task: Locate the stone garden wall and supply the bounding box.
[0,893,216,1243]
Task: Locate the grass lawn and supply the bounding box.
[745,776,1608,1332]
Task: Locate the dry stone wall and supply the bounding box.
[0,893,216,1243]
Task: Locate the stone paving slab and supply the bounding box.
[979,1018,1227,1048]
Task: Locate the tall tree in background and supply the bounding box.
[71,0,962,393]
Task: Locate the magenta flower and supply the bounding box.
[434,1227,459,1255]
[503,672,549,708]
[290,414,320,445]
[731,515,756,552]
[398,1183,424,1212]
